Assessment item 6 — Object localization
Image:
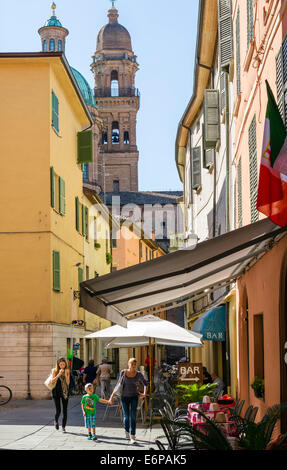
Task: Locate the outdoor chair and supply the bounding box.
[159,408,194,450]
[136,397,146,424]
[249,406,258,423]
[163,399,188,422]
[102,397,123,422]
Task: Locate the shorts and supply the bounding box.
[84,414,96,428]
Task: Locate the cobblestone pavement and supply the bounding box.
[0,395,164,450]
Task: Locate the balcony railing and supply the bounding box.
[95,87,140,98]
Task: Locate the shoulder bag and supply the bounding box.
[44,372,56,391]
[113,369,126,399]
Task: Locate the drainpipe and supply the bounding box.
[27,322,32,400]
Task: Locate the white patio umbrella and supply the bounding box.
[86,315,202,395]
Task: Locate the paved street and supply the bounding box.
[0,396,164,451]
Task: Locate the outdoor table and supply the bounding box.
[193,420,239,437]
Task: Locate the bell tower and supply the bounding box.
[91,2,140,192]
[38,3,69,53]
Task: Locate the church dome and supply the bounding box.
[71,67,96,108]
[44,16,62,27]
[96,6,132,52]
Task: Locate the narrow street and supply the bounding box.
[0,396,163,451]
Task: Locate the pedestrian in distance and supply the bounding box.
[81,383,112,441]
[203,366,212,385]
[110,357,147,445]
[97,358,113,399]
[83,359,99,391]
[50,357,70,433]
[211,372,225,398]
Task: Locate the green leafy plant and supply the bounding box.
[239,404,286,450]
[106,252,113,264]
[94,242,101,249]
[176,383,217,405]
[251,377,265,399]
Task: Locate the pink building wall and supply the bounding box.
[233,0,287,425]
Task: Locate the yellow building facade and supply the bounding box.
[0,53,111,398]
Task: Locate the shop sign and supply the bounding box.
[178,362,203,384]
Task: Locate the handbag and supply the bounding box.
[113,370,126,398]
[44,373,56,391]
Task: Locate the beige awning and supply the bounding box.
[80,218,287,327]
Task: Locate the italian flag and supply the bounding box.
[256,81,287,227]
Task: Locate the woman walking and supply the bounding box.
[110,358,147,445]
[50,357,70,433]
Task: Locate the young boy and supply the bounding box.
[81,383,111,440]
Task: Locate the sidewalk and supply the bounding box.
[0,396,164,450]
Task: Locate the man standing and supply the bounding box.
[97,358,113,399]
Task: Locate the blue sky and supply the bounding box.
[1,0,199,191]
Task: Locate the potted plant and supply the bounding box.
[251,377,265,399]
[176,383,217,405]
[94,242,101,249]
[106,252,113,264]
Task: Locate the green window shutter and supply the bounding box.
[77,130,93,164]
[52,91,59,133]
[247,0,254,46]
[82,204,86,237]
[237,157,242,228]
[236,9,241,95]
[75,197,80,231]
[59,177,65,215]
[248,116,259,223]
[52,250,60,292]
[50,167,55,208]
[78,267,83,290]
[85,206,89,240]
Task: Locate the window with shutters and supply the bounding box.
[81,205,88,239]
[51,91,59,133]
[247,0,254,47]
[59,177,65,216]
[50,168,65,215]
[249,116,259,223]
[78,267,83,290]
[75,197,80,232]
[203,89,220,149]
[77,130,93,163]
[237,157,243,227]
[218,0,233,70]
[276,35,287,126]
[191,147,202,190]
[52,250,60,292]
[236,9,241,95]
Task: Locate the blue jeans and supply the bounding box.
[121,396,138,436]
